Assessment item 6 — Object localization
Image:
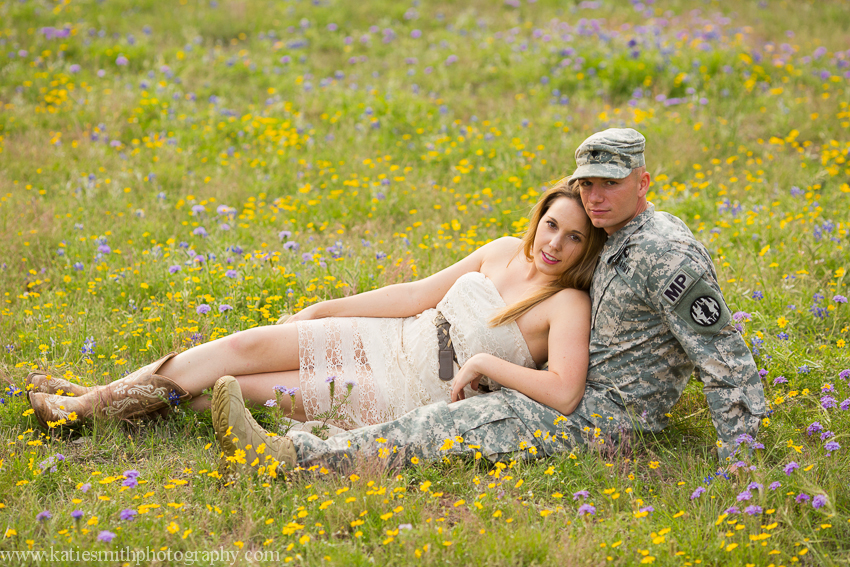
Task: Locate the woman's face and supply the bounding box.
[532,196,589,278]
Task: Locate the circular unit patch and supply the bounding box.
[690,296,721,327]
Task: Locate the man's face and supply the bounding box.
[577,168,651,235]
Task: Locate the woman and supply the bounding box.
[27,178,606,432]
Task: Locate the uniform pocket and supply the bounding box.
[592,286,631,346]
[448,392,533,460]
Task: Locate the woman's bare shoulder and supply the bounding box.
[487,236,523,250]
[479,236,523,262]
[546,287,591,311]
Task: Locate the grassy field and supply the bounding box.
[1,0,849,564]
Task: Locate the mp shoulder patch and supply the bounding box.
[660,265,699,306]
[671,276,731,335]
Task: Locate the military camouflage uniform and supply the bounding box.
[287,128,766,469]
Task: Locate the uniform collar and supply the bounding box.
[601,203,655,264]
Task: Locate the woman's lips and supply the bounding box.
[542,251,559,265]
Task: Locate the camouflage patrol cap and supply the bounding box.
[573,128,646,180]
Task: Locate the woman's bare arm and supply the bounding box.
[288,237,520,322]
[450,288,590,415]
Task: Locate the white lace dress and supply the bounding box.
[296,272,537,429]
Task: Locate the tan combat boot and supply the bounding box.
[27,353,190,430]
[25,372,98,397]
[212,376,297,478]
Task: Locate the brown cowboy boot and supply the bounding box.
[25,372,98,397]
[27,353,190,430]
[212,376,297,478]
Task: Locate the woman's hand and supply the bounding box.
[450,354,484,402]
[284,305,320,324]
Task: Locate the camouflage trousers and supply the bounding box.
[287,387,630,471]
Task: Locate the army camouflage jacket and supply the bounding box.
[587,204,766,461]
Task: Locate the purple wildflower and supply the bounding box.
[840,399,850,411]
[225,269,238,278]
[168,265,181,274]
[264,399,277,408]
[121,477,138,488]
[807,422,823,436]
[283,241,299,251]
[71,510,83,520]
[758,369,768,378]
[812,495,828,509]
[36,510,52,522]
[123,469,139,479]
[795,493,810,503]
[325,375,336,384]
[772,376,788,385]
[196,304,211,315]
[784,462,799,475]
[577,503,596,516]
[824,441,840,455]
[119,509,137,521]
[821,395,837,409]
[821,430,835,441]
[733,311,751,322]
[744,505,763,516]
[736,433,754,446]
[219,304,233,313]
[690,487,706,500]
[278,230,292,240]
[839,369,850,380]
[572,490,590,500]
[80,483,92,493]
[724,506,740,514]
[274,385,298,397]
[97,530,117,543]
[97,244,111,254]
[192,227,208,237]
[115,55,128,66]
[768,481,781,491]
[747,482,763,491]
[736,490,752,502]
[833,295,847,303]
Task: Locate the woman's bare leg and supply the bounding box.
[158,324,301,398]
[189,370,307,422]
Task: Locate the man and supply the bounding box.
[211,128,766,477]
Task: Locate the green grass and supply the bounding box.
[1,0,849,564]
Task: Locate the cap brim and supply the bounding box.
[572,163,632,180]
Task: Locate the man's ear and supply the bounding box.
[637,170,651,198]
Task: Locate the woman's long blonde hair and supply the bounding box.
[489,177,607,326]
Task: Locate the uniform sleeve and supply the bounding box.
[646,251,767,462]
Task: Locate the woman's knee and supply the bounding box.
[220,327,269,359]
